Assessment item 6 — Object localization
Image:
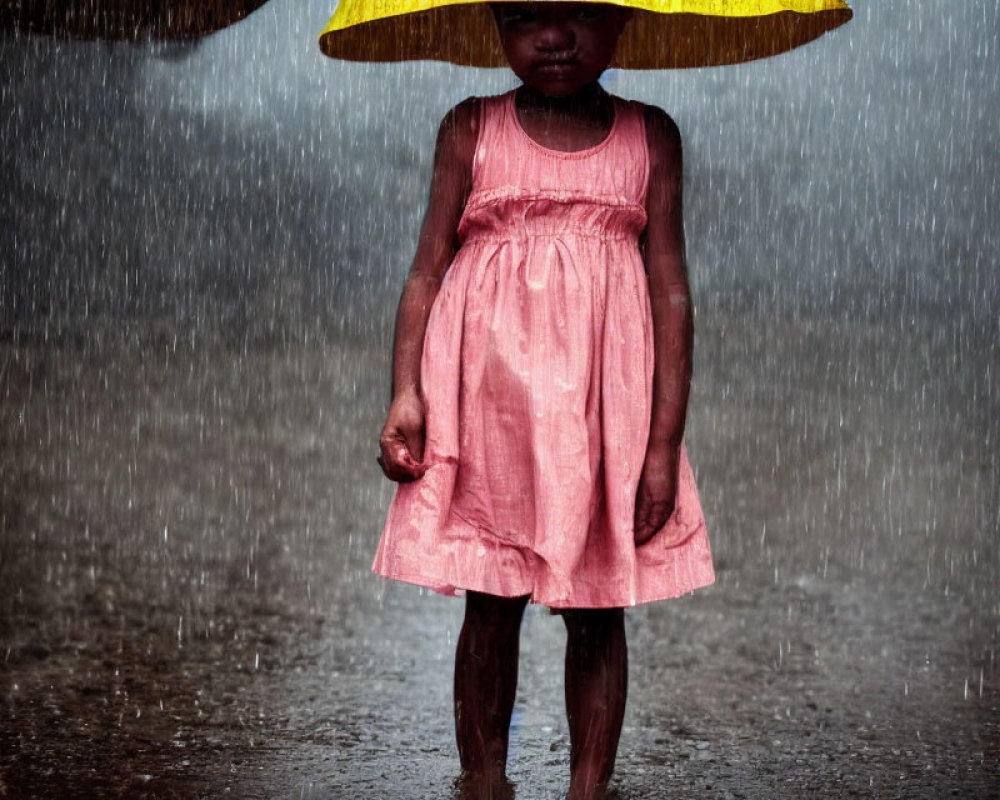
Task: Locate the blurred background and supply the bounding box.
[1,1,997,797]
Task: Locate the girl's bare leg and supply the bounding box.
[454,591,529,797]
[562,608,627,800]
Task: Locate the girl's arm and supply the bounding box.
[378,99,477,482]
[634,106,693,544]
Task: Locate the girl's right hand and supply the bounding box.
[633,442,679,546]
[378,390,427,482]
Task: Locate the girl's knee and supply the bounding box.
[561,607,625,640]
[464,591,529,632]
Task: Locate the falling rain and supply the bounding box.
[1,0,997,797]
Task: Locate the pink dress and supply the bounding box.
[373,91,715,608]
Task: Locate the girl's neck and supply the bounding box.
[515,82,612,120]
[513,82,615,152]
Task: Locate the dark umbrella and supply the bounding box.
[0,0,271,40]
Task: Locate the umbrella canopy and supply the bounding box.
[319,0,852,69]
[0,0,271,40]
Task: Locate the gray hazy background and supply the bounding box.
[3,2,997,335]
[1,1,998,798]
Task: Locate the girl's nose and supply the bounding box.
[536,20,575,52]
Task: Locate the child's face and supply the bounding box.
[491,2,630,96]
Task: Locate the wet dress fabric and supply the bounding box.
[373,91,715,608]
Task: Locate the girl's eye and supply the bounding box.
[576,6,604,20]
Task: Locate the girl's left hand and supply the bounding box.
[634,443,679,545]
[378,390,427,483]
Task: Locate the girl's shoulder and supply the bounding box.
[627,101,682,167]
[435,97,481,170]
[445,90,511,125]
[599,94,682,154]
[607,95,680,145]
[640,103,681,140]
[439,92,513,164]
[639,104,683,191]
[593,95,681,172]
[441,96,481,140]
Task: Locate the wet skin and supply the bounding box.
[492,3,632,153]
[491,3,630,98]
[455,593,626,800]
[450,11,636,800]
[379,6,688,799]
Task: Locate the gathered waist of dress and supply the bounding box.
[458,189,647,244]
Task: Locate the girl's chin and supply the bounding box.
[521,77,600,98]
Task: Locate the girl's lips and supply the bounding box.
[535,60,577,73]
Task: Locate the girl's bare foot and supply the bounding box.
[562,608,627,800]
[566,785,620,800]
[454,770,515,800]
[454,592,529,795]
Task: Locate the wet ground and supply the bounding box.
[1,307,997,799]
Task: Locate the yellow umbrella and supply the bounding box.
[0,0,271,40]
[319,0,852,68]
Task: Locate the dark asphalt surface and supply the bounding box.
[1,308,996,799]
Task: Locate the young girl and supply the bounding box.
[373,3,714,797]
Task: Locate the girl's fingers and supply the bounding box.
[633,495,674,545]
[407,428,425,464]
[379,395,427,482]
[378,437,426,482]
[634,451,679,544]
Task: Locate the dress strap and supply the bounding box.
[614,98,650,207]
[470,94,508,192]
